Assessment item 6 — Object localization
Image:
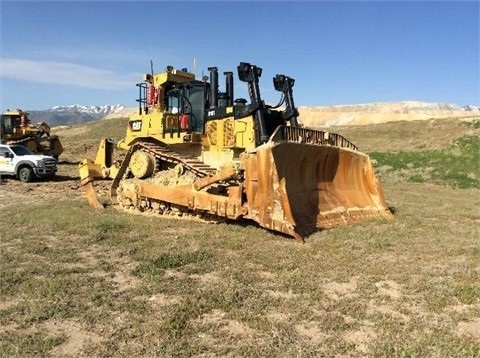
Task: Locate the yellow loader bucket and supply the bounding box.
[242,127,393,240]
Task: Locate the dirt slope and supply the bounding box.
[298,101,476,127]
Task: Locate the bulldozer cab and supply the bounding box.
[163,81,208,133]
[1,110,43,138]
[120,67,210,149]
[0,111,23,135]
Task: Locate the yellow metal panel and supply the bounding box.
[223,119,235,147]
[234,117,256,150]
[153,69,195,86]
[206,121,217,146]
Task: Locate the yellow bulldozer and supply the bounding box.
[0,109,64,160]
[79,62,393,242]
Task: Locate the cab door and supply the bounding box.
[186,86,207,133]
[0,147,13,172]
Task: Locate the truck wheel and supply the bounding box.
[18,167,34,183]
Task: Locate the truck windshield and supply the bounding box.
[10,145,34,156]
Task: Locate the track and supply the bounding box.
[6,136,38,147]
[110,140,222,215]
[6,136,61,158]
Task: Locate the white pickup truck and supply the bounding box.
[0,144,57,182]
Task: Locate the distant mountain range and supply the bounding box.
[22,102,480,127]
[463,105,480,112]
[27,104,126,126]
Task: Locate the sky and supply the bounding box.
[0,1,479,110]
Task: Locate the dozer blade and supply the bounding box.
[84,181,105,209]
[243,141,393,240]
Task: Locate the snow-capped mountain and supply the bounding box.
[28,104,127,126]
[463,105,480,112]
[49,104,126,115]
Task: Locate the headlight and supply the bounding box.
[36,160,45,168]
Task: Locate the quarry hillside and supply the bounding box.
[298,101,478,127]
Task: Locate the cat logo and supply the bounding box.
[130,120,142,132]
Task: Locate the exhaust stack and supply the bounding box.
[208,66,218,109]
[224,71,234,106]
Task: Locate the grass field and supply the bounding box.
[0,116,479,357]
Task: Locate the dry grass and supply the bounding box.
[0,116,479,357]
[325,116,479,153]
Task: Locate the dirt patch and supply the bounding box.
[367,301,411,323]
[266,289,296,299]
[147,293,180,307]
[0,175,84,208]
[220,320,256,337]
[295,322,327,345]
[267,311,290,323]
[456,318,480,340]
[321,277,358,301]
[189,271,221,285]
[196,309,256,338]
[344,325,377,353]
[375,280,402,300]
[44,320,102,357]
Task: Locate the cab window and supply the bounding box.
[1,115,18,134]
[165,89,180,114]
[187,87,206,133]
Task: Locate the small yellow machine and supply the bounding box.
[79,62,392,242]
[0,109,63,160]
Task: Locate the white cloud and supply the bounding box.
[0,58,136,90]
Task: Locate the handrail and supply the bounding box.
[269,126,358,151]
